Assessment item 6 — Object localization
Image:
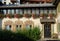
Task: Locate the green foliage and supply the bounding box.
[0,26,41,41]
[0,30,35,41]
[16,26,41,41]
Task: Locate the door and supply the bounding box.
[44,23,51,38]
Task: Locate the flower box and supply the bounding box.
[52,33,58,39]
[32,14,40,19]
[23,14,31,18]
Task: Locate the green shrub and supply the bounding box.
[16,26,41,41]
[0,30,35,41]
[0,26,41,41]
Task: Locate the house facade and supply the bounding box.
[1,0,60,40]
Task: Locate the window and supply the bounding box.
[27,9,31,14]
[26,24,32,30]
[4,2,6,4]
[8,9,10,14]
[49,10,52,14]
[16,25,21,30]
[12,9,14,14]
[52,10,56,14]
[18,9,20,14]
[44,9,47,14]
[32,9,36,14]
[5,25,11,30]
[24,9,27,14]
[6,9,8,14]
[10,9,12,14]
[36,9,39,14]
[14,9,16,14]
[3,9,6,15]
[16,9,19,14]
[20,9,23,14]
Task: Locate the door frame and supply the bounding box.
[43,23,52,38]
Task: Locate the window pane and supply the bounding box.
[26,24,31,30]
[3,9,6,15]
[44,10,47,14]
[52,10,56,14]
[32,9,35,14]
[49,10,52,14]
[12,9,14,14]
[10,9,12,14]
[40,9,43,14]
[16,9,18,14]
[20,9,23,14]
[36,9,39,14]
[8,9,10,14]
[27,9,31,14]
[16,25,21,30]
[24,9,27,14]
[5,25,11,30]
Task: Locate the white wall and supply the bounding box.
[2,0,11,5]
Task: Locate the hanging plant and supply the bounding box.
[40,14,44,18]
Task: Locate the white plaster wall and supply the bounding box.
[2,0,11,5]
[2,17,42,31]
[54,19,58,33]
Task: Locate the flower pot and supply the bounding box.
[32,14,36,19]
[14,14,19,18]
[40,14,44,18]
[6,14,11,18]
[24,14,31,18]
[48,14,53,19]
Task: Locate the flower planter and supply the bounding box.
[40,14,44,18]
[0,14,4,19]
[23,14,31,18]
[6,14,11,18]
[19,14,23,18]
[32,14,36,19]
[48,14,53,19]
[32,14,40,19]
[52,33,58,39]
[6,14,13,18]
[14,14,20,18]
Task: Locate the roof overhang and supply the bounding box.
[0,4,55,9]
[40,18,56,24]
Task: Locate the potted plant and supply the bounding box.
[19,14,23,18]
[6,14,14,18]
[40,14,44,18]
[14,14,20,18]
[24,14,31,18]
[48,14,53,19]
[6,14,11,18]
[0,14,4,19]
[32,14,36,19]
[52,33,58,39]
